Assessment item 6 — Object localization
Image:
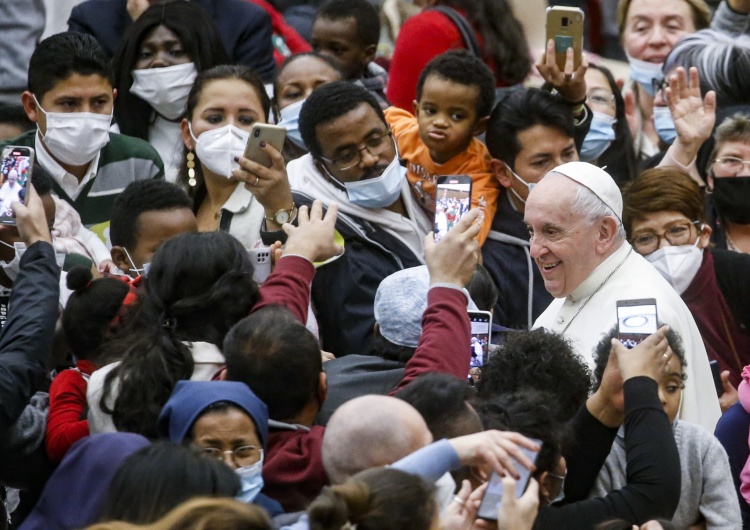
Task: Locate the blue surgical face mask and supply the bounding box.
[653,106,677,144]
[323,152,405,209]
[278,99,305,150]
[580,112,617,162]
[235,455,264,504]
[627,55,664,97]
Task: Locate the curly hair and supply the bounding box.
[475,329,592,422]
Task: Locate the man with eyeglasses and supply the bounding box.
[528,161,720,431]
[261,81,432,359]
[623,166,750,413]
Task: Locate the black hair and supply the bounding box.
[30,164,53,196]
[0,103,33,135]
[416,50,496,118]
[101,231,260,438]
[592,325,687,391]
[98,442,240,525]
[314,0,380,48]
[474,390,574,476]
[28,32,112,99]
[271,52,344,120]
[372,334,416,364]
[177,65,271,204]
[486,88,575,169]
[299,81,386,159]
[436,0,531,86]
[109,179,193,250]
[112,1,230,140]
[475,329,592,422]
[586,64,638,187]
[395,373,480,440]
[63,266,130,362]
[465,264,498,312]
[224,305,323,421]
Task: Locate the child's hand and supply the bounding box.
[98,259,118,274]
[536,39,588,105]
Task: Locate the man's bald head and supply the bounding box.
[322,395,433,484]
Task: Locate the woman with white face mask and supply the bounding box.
[112,2,229,182]
[158,380,283,517]
[179,65,294,248]
[623,167,750,409]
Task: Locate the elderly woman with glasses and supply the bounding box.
[157,380,284,516]
[622,166,750,400]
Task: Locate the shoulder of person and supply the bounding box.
[384,106,417,132]
[0,130,36,150]
[102,132,164,166]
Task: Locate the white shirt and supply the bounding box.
[221,181,265,250]
[534,241,722,432]
[35,130,100,199]
[148,115,183,184]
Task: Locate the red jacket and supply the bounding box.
[247,0,311,65]
[46,359,98,463]
[262,286,471,511]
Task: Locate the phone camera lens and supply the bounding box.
[254,130,260,137]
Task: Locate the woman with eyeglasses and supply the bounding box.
[622,166,750,401]
[157,380,284,516]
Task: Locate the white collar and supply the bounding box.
[568,242,632,303]
[35,130,101,194]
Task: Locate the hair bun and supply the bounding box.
[66,266,94,293]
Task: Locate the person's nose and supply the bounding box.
[358,147,379,169]
[647,25,668,48]
[656,235,672,250]
[529,235,545,260]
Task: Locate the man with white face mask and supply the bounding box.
[257,81,432,359]
[623,167,750,412]
[0,32,164,235]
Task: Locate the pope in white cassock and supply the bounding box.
[527,162,721,431]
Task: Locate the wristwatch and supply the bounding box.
[265,206,297,225]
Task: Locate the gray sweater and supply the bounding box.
[590,420,741,529]
[712,0,750,36]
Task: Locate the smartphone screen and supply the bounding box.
[617,298,658,348]
[709,360,724,398]
[0,147,33,224]
[469,310,492,369]
[434,176,472,242]
[477,439,542,521]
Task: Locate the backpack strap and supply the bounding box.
[428,5,482,57]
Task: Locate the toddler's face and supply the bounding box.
[658,352,683,423]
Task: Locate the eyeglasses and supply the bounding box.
[713,156,750,175]
[652,78,669,97]
[197,445,263,467]
[630,220,700,254]
[586,89,615,109]
[320,131,394,171]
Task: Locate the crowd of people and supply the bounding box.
[1,0,750,529]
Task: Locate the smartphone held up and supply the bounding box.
[545,6,584,71]
[0,146,34,225]
[434,175,472,242]
[616,298,658,349]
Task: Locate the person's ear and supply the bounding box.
[318,371,328,405]
[21,91,40,123]
[490,158,513,189]
[412,100,420,118]
[112,88,118,102]
[110,246,131,273]
[472,116,489,137]
[596,216,620,253]
[373,321,381,338]
[181,118,194,150]
[698,223,712,248]
[538,471,552,500]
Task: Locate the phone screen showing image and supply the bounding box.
[617,299,658,348]
[469,311,492,369]
[434,176,472,242]
[0,147,32,224]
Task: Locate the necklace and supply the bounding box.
[561,247,632,335]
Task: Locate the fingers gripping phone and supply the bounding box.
[243,123,286,168]
[434,175,472,242]
[0,146,34,225]
[477,439,542,521]
[546,6,585,71]
[616,298,658,349]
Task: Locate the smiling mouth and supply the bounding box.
[541,261,561,272]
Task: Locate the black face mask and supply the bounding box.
[713,176,750,225]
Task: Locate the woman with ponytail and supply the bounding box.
[386,0,532,111]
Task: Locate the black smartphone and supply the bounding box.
[477,438,542,521]
[469,310,492,369]
[434,175,472,242]
[709,360,724,398]
[0,146,34,225]
[616,298,658,349]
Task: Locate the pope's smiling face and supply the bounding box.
[524,173,606,298]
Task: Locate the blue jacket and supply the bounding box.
[68,0,276,82]
[481,191,552,329]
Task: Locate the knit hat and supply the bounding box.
[157,381,269,447]
[374,265,430,348]
[551,162,623,223]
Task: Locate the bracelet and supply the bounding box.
[565,96,587,106]
[570,103,586,115]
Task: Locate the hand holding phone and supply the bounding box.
[434,175,472,242]
[243,123,286,168]
[0,146,34,225]
[616,298,658,348]
[540,7,587,105]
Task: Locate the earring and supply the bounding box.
[186,151,196,187]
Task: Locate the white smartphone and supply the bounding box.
[249,247,272,284]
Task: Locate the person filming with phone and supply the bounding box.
[526,161,720,431]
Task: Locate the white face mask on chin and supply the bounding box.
[644,239,704,295]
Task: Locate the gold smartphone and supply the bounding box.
[545,6,585,71]
[243,123,286,168]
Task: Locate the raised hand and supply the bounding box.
[281,200,342,263]
[536,39,588,104]
[424,209,481,287]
